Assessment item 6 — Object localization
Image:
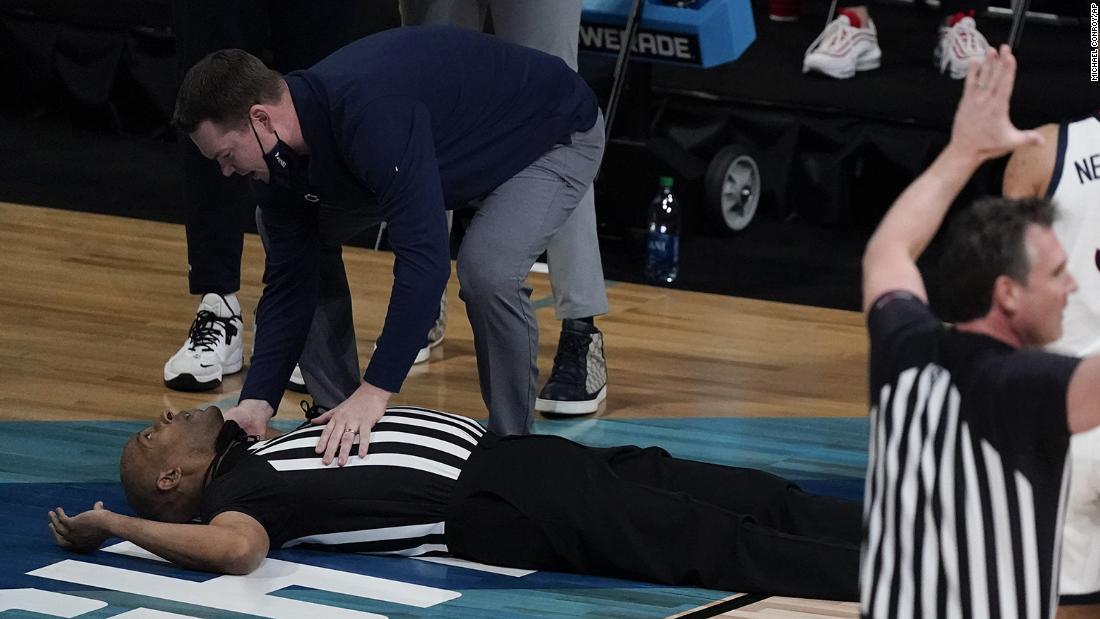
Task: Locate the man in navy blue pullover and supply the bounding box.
[172,26,605,464]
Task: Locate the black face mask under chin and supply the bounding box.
[250,120,308,191]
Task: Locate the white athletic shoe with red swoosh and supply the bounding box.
[803,13,882,79]
[934,14,990,80]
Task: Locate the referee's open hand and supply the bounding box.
[312,381,391,466]
[48,501,111,553]
[948,45,1043,164]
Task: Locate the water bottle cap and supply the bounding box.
[658,176,674,188]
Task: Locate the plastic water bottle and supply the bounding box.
[644,176,680,284]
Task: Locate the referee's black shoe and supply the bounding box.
[535,319,607,415]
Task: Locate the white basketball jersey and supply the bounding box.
[1048,114,1100,357]
[1048,113,1100,600]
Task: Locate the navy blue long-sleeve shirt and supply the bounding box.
[240,26,599,410]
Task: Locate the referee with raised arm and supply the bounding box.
[859,47,1100,618]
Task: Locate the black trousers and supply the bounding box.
[170,0,391,294]
[446,433,862,601]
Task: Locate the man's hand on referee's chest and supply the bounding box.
[311,381,391,467]
[223,399,275,439]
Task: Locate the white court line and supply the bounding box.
[0,588,107,616]
[413,556,534,577]
[109,541,533,578]
[112,608,201,618]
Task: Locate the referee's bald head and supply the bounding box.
[118,408,224,522]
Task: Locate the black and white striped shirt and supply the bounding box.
[861,293,1080,619]
[199,406,485,556]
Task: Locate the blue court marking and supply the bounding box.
[0,416,867,618]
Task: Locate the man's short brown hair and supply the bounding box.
[936,197,1057,322]
[172,49,283,133]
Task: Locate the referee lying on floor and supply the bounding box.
[47,405,861,601]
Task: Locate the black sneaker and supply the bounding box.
[535,319,608,415]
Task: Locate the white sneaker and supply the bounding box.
[164,293,244,391]
[935,15,989,79]
[803,13,881,79]
[288,364,308,393]
[372,293,447,364]
[414,293,447,364]
[248,308,307,392]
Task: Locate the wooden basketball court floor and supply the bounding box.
[0,202,867,618]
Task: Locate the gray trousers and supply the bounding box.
[399,0,608,321]
[257,115,606,435]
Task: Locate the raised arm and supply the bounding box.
[1002,123,1059,199]
[861,46,1043,316]
[49,503,269,575]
